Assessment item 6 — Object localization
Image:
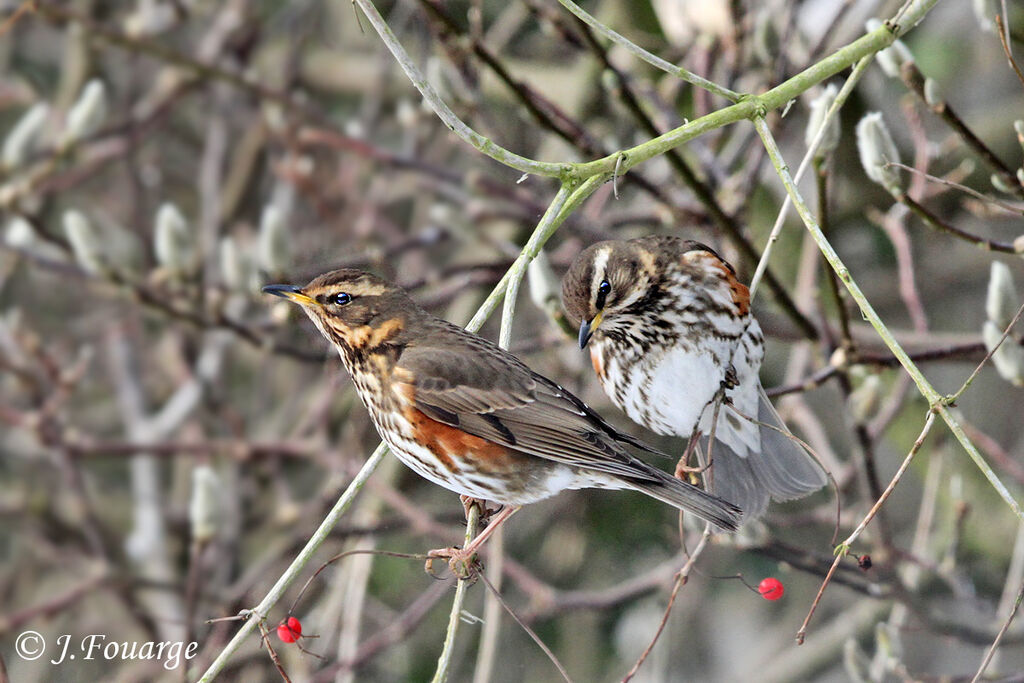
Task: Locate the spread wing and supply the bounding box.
[396,332,663,483]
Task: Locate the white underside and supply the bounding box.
[598,324,763,460]
[370,403,626,505]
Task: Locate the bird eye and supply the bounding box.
[595,279,611,308]
[330,292,352,306]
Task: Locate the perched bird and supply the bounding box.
[263,269,742,558]
[562,236,826,520]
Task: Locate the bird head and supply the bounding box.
[263,269,412,353]
[561,240,657,348]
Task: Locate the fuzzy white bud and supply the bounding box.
[805,84,840,155]
[866,19,914,78]
[343,118,365,140]
[983,320,1024,386]
[600,69,619,94]
[428,202,454,226]
[219,236,257,292]
[527,250,561,313]
[124,0,176,37]
[189,465,221,543]
[4,217,38,249]
[63,210,105,274]
[843,638,871,683]
[257,204,290,275]
[986,262,1020,328]
[856,112,902,192]
[874,621,903,673]
[848,374,882,422]
[396,98,418,129]
[923,78,941,107]
[973,0,998,33]
[63,79,108,145]
[2,103,50,168]
[153,202,195,275]
[992,172,1016,195]
[876,40,914,78]
[4,217,66,260]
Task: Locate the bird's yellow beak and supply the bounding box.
[262,284,316,306]
[578,310,603,348]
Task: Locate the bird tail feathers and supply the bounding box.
[702,387,827,522]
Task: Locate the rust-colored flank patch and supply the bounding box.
[402,405,512,474]
[688,251,750,316]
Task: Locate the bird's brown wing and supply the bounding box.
[396,335,662,483]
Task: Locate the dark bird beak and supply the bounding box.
[262,284,316,306]
[578,311,603,349]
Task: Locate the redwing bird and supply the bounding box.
[264,269,741,560]
[562,236,826,520]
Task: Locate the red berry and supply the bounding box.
[758,577,785,601]
[277,616,302,643]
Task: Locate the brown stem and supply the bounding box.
[899,192,1018,253]
[901,61,1024,200]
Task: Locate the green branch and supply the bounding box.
[749,54,873,299]
[570,4,938,182]
[353,0,939,187]
[197,442,390,682]
[198,179,587,681]
[199,1,951,676]
[431,504,481,682]
[555,0,742,102]
[753,116,1023,521]
[351,0,567,178]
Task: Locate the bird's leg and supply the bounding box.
[674,427,708,481]
[426,504,521,579]
[723,363,739,389]
[459,494,500,524]
[459,504,519,556]
[677,386,729,486]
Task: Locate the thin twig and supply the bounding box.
[900,61,1024,199]
[887,162,1024,214]
[754,115,1023,521]
[255,618,293,683]
[622,527,712,682]
[350,0,564,177]
[996,14,1024,91]
[795,412,936,644]
[431,503,481,683]
[478,572,573,683]
[949,301,1024,403]
[749,55,872,300]
[555,0,742,102]
[972,574,1024,683]
[196,442,390,682]
[499,184,571,349]
[471,525,504,683]
[898,192,1017,253]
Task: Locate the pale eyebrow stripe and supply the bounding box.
[310,281,389,298]
[590,247,611,299]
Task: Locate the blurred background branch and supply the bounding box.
[3,0,1024,681]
